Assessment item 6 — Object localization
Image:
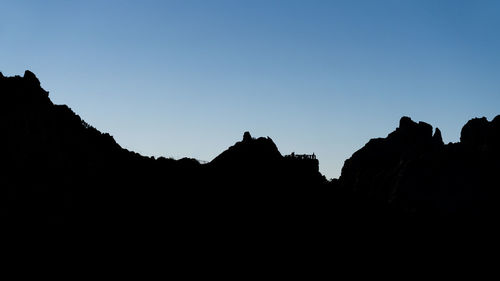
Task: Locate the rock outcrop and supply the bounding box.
[209,131,325,187]
[338,115,500,217]
[339,117,443,198]
[461,116,500,149]
[211,131,282,167]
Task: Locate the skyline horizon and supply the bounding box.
[2,0,499,178]
[3,69,497,180]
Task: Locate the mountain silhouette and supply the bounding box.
[0,71,327,225]
[1,71,500,226]
[209,131,325,187]
[338,115,500,218]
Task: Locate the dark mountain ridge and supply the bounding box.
[1,70,500,225]
[339,115,500,217]
[0,71,326,224]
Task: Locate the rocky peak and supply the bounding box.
[398,117,432,136]
[1,70,51,107]
[460,117,489,146]
[461,116,500,147]
[396,117,442,146]
[399,116,415,129]
[389,117,435,146]
[210,132,282,167]
[23,70,41,87]
[433,128,444,145]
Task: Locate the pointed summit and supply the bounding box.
[23,70,41,86]
[433,128,444,145]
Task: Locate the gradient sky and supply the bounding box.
[1,0,499,178]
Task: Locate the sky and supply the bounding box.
[1,0,499,179]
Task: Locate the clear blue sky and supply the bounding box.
[1,0,499,179]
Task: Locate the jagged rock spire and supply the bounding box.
[433,128,443,145]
